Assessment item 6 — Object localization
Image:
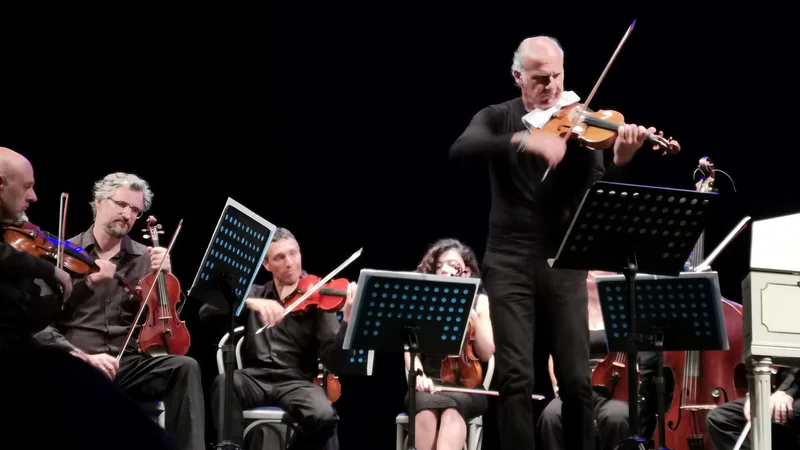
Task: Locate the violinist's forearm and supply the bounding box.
[449,108,517,158]
[404,352,425,375]
[0,242,56,281]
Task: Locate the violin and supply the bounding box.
[283,274,350,315]
[133,216,190,357]
[661,158,748,450]
[539,102,681,155]
[439,263,483,389]
[255,248,363,335]
[314,366,341,404]
[3,220,136,298]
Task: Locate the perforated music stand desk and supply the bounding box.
[548,181,719,450]
[343,269,481,450]
[334,308,375,376]
[188,197,276,450]
[594,271,727,352]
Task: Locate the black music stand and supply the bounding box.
[548,181,719,450]
[343,269,482,450]
[333,309,376,376]
[595,272,727,450]
[188,198,276,450]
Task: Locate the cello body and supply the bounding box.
[591,352,640,402]
[662,297,747,450]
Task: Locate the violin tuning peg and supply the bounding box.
[143,234,151,239]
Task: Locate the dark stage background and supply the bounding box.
[1,7,795,449]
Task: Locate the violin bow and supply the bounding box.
[57,193,69,270]
[541,19,636,181]
[116,219,184,363]
[255,247,363,335]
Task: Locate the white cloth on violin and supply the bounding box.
[521,90,581,129]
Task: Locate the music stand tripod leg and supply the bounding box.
[615,260,648,450]
[654,334,667,450]
[218,274,242,450]
[406,326,420,450]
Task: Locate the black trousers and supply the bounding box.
[707,397,800,449]
[211,367,338,450]
[539,391,629,450]
[117,354,206,450]
[483,245,595,450]
[0,347,175,450]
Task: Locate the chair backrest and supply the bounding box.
[216,325,245,375]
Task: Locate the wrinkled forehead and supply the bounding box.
[521,51,563,75]
[110,186,144,208]
[268,238,299,258]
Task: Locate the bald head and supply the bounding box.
[511,36,563,75]
[511,36,565,111]
[0,147,31,180]
[0,147,37,224]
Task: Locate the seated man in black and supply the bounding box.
[211,227,347,450]
[707,366,800,449]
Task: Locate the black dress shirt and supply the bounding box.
[0,240,59,350]
[35,225,152,355]
[240,280,347,382]
[777,367,800,398]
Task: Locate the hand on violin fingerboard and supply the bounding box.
[147,246,171,273]
[342,282,357,323]
[245,298,285,327]
[612,124,656,165]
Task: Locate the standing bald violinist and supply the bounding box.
[35,172,205,450]
[449,36,656,450]
[1,148,175,449]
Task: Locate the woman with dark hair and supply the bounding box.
[404,238,495,450]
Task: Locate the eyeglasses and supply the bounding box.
[106,197,144,219]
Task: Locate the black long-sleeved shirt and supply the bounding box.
[34,225,152,355]
[238,280,349,382]
[450,97,623,255]
[0,240,59,350]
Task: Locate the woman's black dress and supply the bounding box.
[405,353,489,421]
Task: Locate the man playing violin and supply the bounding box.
[2,151,176,449]
[34,172,206,450]
[210,227,348,450]
[707,366,800,449]
[449,36,658,450]
[0,147,73,348]
[404,238,495,450]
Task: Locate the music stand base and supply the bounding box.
[214,441,241,450]
[615,437,648,450]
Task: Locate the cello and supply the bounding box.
[661,158,748,450]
